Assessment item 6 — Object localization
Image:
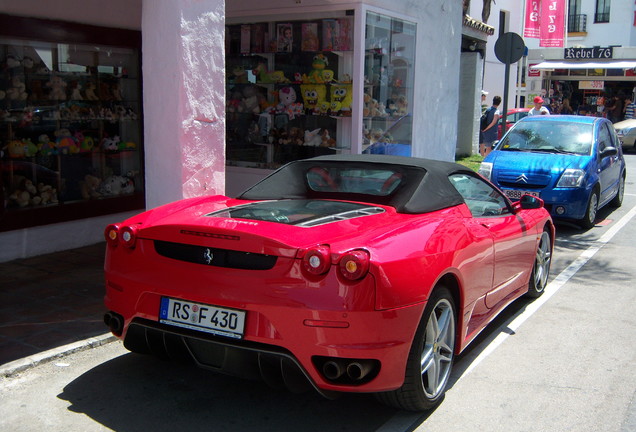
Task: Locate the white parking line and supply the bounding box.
[376,203,636,432]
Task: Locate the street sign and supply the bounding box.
[494,32,526,136]
[495,32,525,65]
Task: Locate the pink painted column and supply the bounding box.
[142,0,226,209]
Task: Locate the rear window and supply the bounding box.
[306,167,403,195]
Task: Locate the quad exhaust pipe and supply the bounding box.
[104,311,124,335]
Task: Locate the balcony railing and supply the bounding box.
[568,14,587,32]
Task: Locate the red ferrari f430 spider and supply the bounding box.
[103,155,554,411]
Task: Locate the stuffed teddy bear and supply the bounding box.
[6,55,21,68]
[99,175,134,196]
[238,86,261,115]
[9,189,31,207]
[321,129,336,147]
[288,127,304,146]
[47,76,67,100]
[363,93,372,117]
[6,77,28,101]
[84,82,99,100]
[37,183,58,205]
[69,82,83,100]
[396,95,409,115]
[111,83,123,101]
[80,174,102,199]
[369,98,383,118]
[369,128,385,145]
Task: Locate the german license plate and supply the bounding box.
[504,189,540,200]
[159,297,245,339]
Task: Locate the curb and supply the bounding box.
[0,333,117,378]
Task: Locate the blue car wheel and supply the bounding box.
[579,189,599,229]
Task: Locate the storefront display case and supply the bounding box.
[226,17,354,169]
[362,11,415,156]
[225,9,416,170]
[0,15,144,232]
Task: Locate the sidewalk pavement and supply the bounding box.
[0,243,114,375]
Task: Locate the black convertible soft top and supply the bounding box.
[237,154,475,214]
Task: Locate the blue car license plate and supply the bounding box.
[159,297,246,339]
[504,189,540,200]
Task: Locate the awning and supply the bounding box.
[532,61,636,70]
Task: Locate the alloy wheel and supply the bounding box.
[421,298,455,399]
[533,231,551,293]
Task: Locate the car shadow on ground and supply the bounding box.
[57,350,410,432]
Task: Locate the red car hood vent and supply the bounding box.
[205,199,385,227]
[154,240,277,270]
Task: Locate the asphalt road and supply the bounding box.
[1,155,636,432]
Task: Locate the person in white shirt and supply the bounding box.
[529,96,550,116]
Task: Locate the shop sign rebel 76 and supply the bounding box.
[564,46,613,60]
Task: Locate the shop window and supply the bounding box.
[225,18,354,169]
[363,12,416,156]
[0,15,143,232]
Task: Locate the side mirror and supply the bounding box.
[517,194,544,210]
[600,146,617,158]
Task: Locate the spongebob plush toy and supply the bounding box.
[300,84,327,115]
[329,83,352,116]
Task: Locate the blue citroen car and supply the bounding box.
[479,115,626,228]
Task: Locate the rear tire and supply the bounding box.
[375,287,456,411]
[525,228,552,298]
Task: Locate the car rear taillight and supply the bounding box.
[104,224,120,247]
[338,250,370,281]
[119,225,138,249]
[105,224,138,249]
[302,245,331,275]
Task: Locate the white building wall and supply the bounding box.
[142,0,226,209]
[467,0,523,110]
